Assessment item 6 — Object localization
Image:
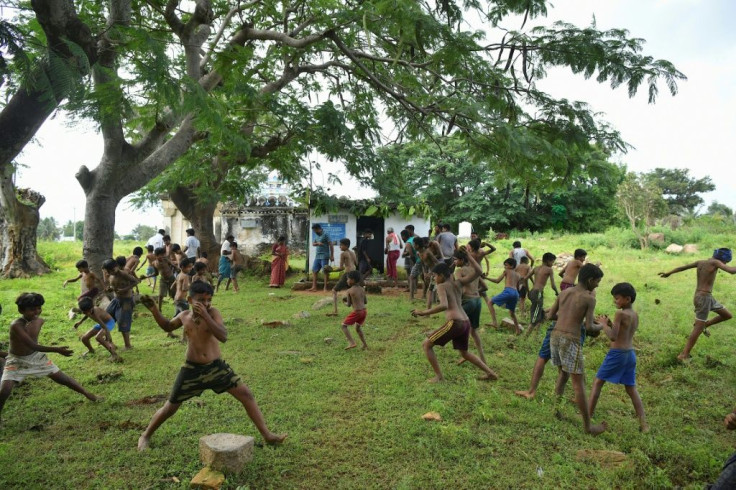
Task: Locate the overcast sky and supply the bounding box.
[12,0,736,234]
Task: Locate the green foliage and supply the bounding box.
[366,134,624,232]
[616,172,668,249]
[37,216,60,241]
[643,168,714,215]
[706,201,734,220]
[61,219,84,241]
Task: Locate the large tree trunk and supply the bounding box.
[0,167,50,277]
[170,185,220,271]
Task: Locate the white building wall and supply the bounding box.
[308,211,430,270]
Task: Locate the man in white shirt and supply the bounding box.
[146,229,165,250]
[221,234,235,255]
[183,228,200,259]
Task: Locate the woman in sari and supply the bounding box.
[269,236,288,287]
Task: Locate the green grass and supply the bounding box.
[0,234,735,488]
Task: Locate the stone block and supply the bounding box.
[665,243,683,254]
[190,467,225,489]
[683,243,698,253]
[199,433,254,473]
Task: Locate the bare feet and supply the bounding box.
[640,422,651,433]
[167,332,178,339]
[676,353,690,362]
[345,344,357,350]
[427,376,444,383]
[81,351,94,358]
[111,356,123,363]
[703,328,711,337]
[485,323,498,329]
[137,434,150,451]
[265,433,288,445]
[325,312,338,317]
[456,358,467,365]
[361,345,368,350]
[514,390,535,400]
[478,372,498,381]
[586,421,608,436]
[123,346,134,351]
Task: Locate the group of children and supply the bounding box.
[2,227,735,460]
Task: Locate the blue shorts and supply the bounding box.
[492,287,519,311]
[312,258,330,273]
[539,323,587,360]
[596,348,637,386]
[93,318,116,332]
[106,297,134,333]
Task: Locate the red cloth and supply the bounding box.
[269,244,288,286]
[343,309,367,326]
[386,250,400,279]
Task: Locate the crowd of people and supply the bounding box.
[1,223,736,485]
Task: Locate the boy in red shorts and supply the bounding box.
[340,270,368,350]
[412,251,498,383]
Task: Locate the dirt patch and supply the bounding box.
[126,394,168,406]
[96,371,123,383]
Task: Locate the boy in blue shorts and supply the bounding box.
[588,282,649,432]
[487,258,521,334]
[309,224,334,292]
[74,297,122,362]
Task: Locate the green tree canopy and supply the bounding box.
[643,168,714,215]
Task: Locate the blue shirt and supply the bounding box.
[314,232,331,260]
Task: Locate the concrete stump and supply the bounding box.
[199,433,254,473]
[190,467,225,489]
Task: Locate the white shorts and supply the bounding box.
[1,351,60,383]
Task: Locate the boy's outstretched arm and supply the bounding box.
[716,262,736,274]
[73,315,89,329]
[10,322,73,356]
[63,274,82,287]
[139,296,182,332]
[487,271,504,284]
[658,262,697,278]
[412,286,448,317]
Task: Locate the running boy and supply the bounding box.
[103,258,140,349]
[0,293,100,422]
[588,282,648,432]
[454,248,488,365]
[141,245,157,290]
[136,283,286,450]
[329,238,359,316]
[559,248,587,291]
[192,261,214,286]
[658,247,736,361]
[487,258,521,334]
[525,252,559,335]
[411,252,498,383]
[63,259,105,302]
[340,270,369,350]
[74,297,122,362]
[548,263,607,435]
[174,258,194,316]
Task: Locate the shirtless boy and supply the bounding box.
[588,282,648,432]
[0,293,100,422]
[141,245,157,290]
[191,261,214,286]
[229,242,245,292]
[548,263,607,435]
[466,239,496,316]
[74,297,122,362]
[525,252,560,335]
[125,247,144,273]
[63,259,105,302]
[340,270,369,350]
[454,248,488,365]
[658,247,736,361]
[419,238,443,308]
[411,252,498,383]
[136,282,286,450]
[516,256,532,317]
[559,249,587,291]
[487,258,522,334]
[151,247,176,311]
[103,258,140,349]
[174,259,194,316]
[328,238,359,316]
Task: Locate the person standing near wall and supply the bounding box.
[385,227,402,288]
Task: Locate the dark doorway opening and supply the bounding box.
[356,216,385,275]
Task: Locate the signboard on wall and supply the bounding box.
[313,223,346,243]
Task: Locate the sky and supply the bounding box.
[11,0,736,234]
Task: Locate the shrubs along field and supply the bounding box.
[0,232,734,488]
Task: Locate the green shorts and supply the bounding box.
[169,358,241,404]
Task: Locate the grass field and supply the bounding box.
[0,230,735,489]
